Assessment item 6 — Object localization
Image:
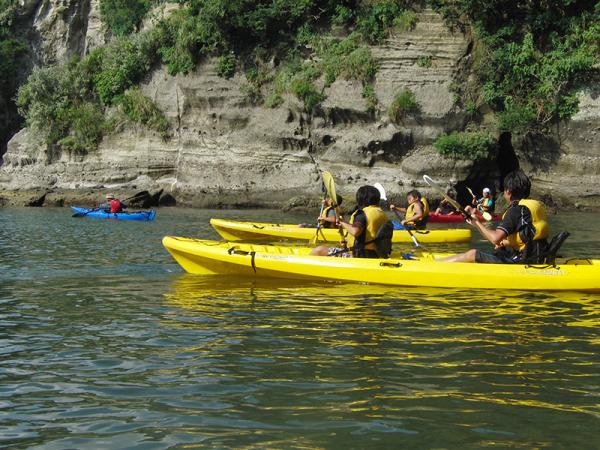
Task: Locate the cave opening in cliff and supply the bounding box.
[497,132,519,190]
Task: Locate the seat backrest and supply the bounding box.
[373,220,394,258]
[544,231,570,265]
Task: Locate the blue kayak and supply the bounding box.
[71,206,156,221]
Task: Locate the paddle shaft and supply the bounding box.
[310,198,327,245]
[423,176,471,220]
[391,209,420,247]
[322,171,346,247]
[72,207,102,217]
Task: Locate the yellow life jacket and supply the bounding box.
[319,205,336,228]
[405,197,429,228]
[504,199,549,251]
[347,205,389,252]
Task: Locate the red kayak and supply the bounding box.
[429,212,501,223]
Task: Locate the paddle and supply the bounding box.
[72,207,102,218]
[309,178,328,245]
[322,171,346,247]
[466,186,492,221]
[466,186,477,203]
[373,182,387,204]
[375,182,420,248]
[424,175,482,224]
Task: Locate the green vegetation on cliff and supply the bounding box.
[17,33,167,154]
[434,131,495,160]
[100,0,151,37]
[432,0,599,132]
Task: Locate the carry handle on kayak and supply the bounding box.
[228,247,257,272]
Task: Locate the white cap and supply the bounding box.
[483,187,491,194]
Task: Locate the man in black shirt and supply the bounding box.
[439,170,549,263]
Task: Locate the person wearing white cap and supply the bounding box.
[100,193,124,213]
[472,187,494,213]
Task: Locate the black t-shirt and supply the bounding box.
[352,210,367,231]
[497,203,535,244]
[351,210,367,247]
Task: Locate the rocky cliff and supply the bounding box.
[1,3,599,210]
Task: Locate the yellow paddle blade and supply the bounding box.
[322,171,337,207]
[321,170,346,246]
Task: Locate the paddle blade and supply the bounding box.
[410,235,420,247]
[466,187,476,199]
[373,183,387,201]
[322,171,338,207]
[481,211,492,221]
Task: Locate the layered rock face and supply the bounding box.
[517,85,600,209]
[1,6,599,209]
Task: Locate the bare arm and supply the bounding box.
[466,206,506,245]
[405,202,424,225]
[320,215,337,225]
[338,219,363,237]
[390,205,407,213]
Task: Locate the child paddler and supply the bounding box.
[310,185,392,258]
[319,194,343,228]
[439,169,549,263]
[473,187,494,213]
[390,190,429,230]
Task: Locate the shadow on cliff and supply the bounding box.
[128,189,177,208]
[517,132,563,172]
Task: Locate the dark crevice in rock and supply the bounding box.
[322,108,375,126]
[497,132,519,190]
[26,192,46,207]
[281,137,309,151]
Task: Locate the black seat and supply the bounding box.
[543,231,570,265]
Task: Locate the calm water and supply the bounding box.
[1,207,600,449]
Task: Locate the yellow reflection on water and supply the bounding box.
[163,274,600,418]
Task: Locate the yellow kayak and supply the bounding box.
[162,237,600,292]
[210,218,471,244]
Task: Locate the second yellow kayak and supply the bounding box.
[210,218,471,244]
